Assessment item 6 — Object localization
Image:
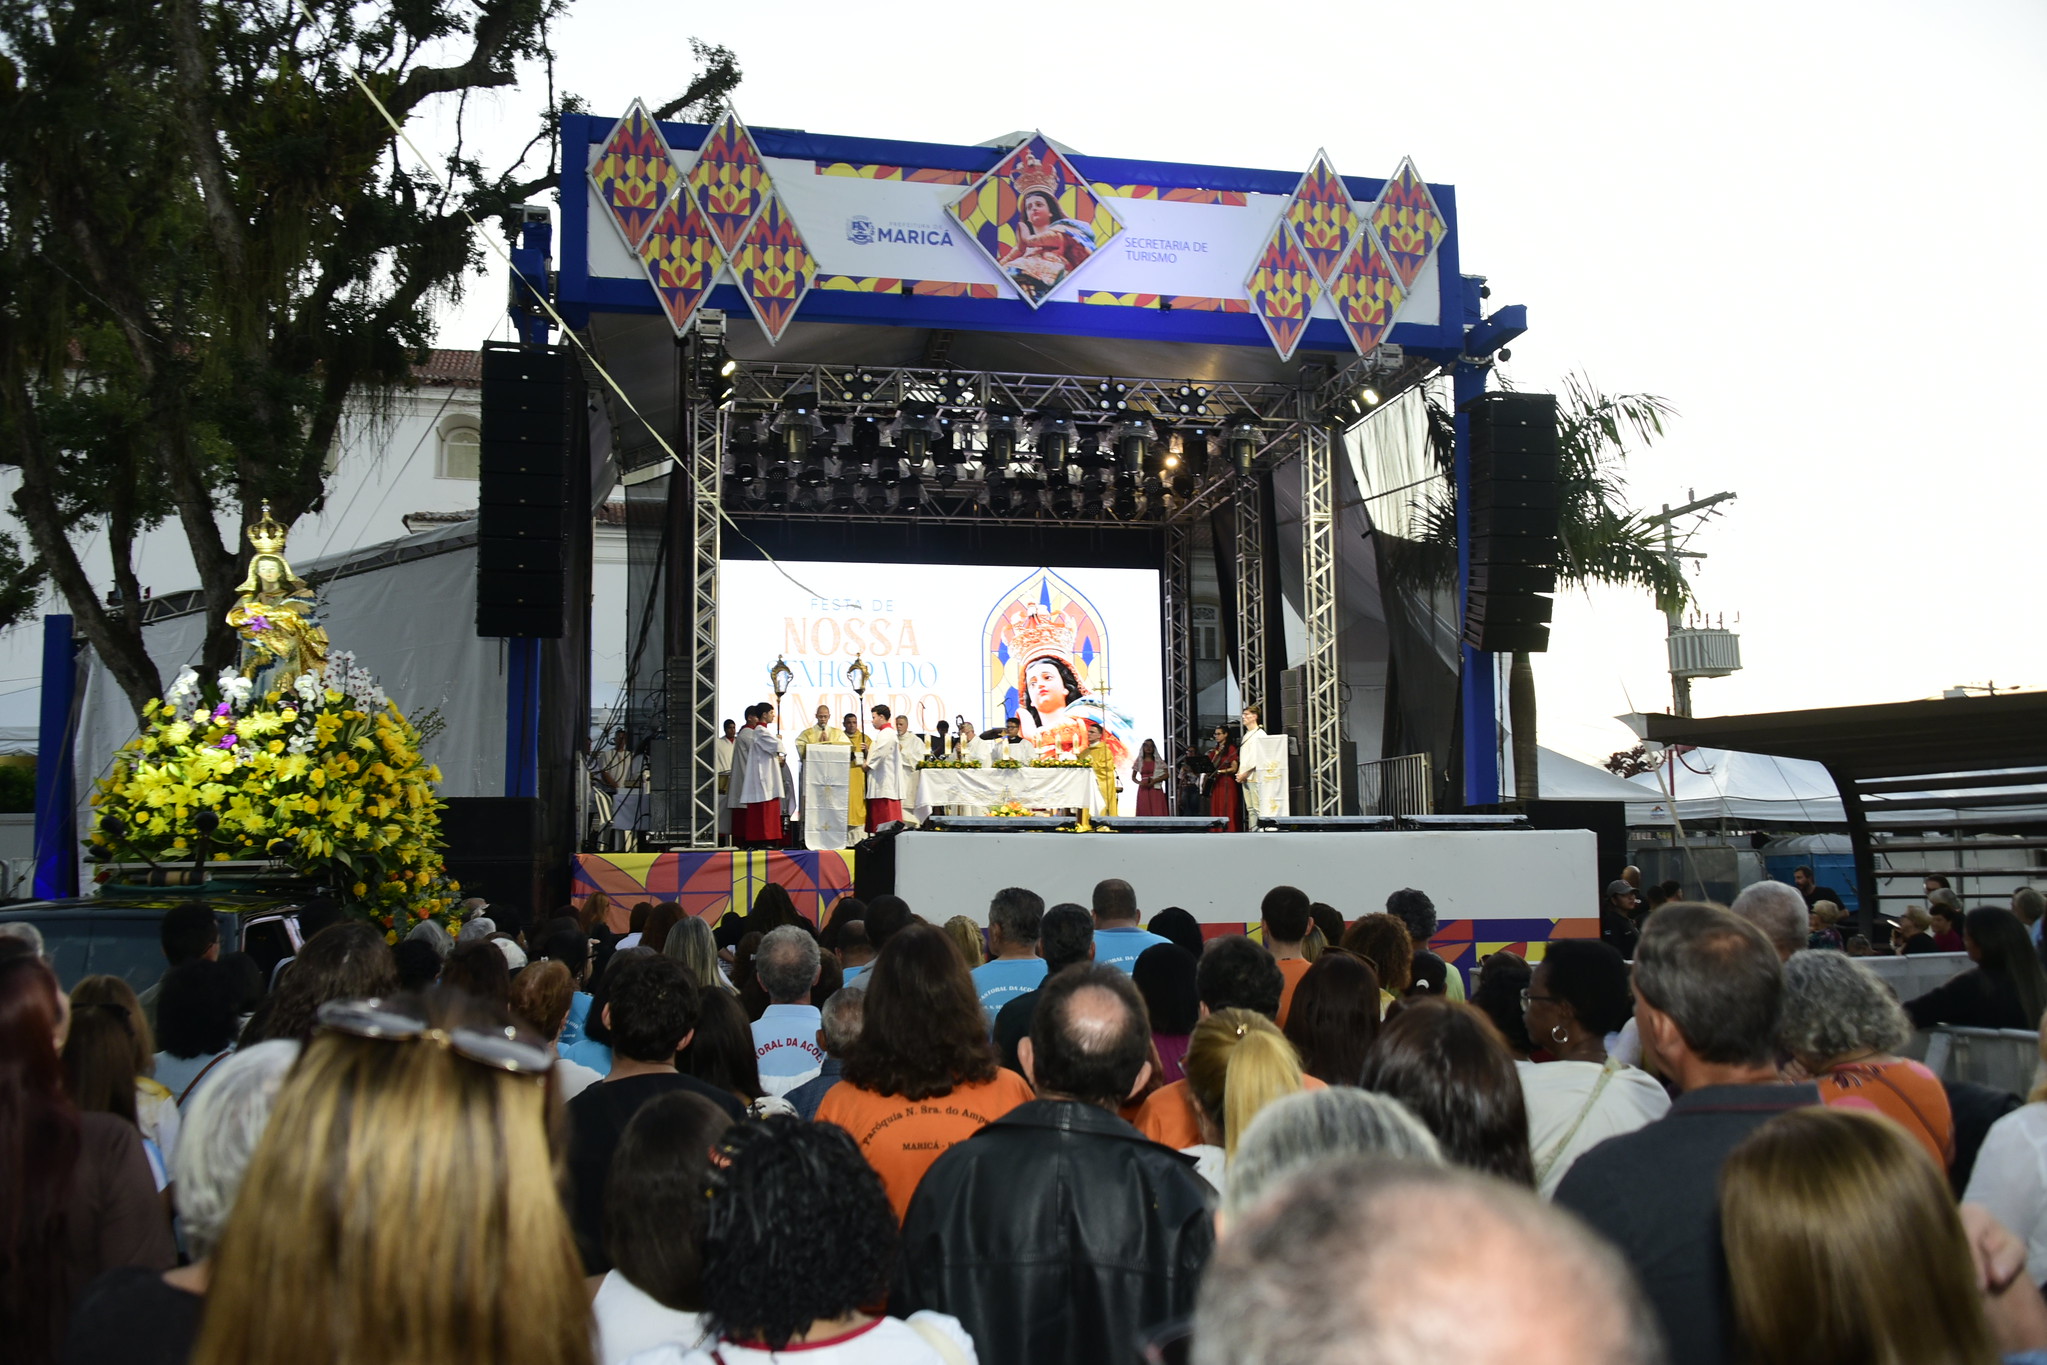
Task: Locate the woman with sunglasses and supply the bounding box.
[1515,940,1669,1197]
[188,993,591,1365]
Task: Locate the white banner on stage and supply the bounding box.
[802,747,851,851]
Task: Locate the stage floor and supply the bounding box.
[892,829,1600,968]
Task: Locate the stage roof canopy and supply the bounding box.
[1642,693,2047,781]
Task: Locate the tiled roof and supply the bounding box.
[411,349,483,388]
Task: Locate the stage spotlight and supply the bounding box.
[728,425,762,481]
[1081,487,1105,517]
[1033,403,1073,468]
[829,478,859,512]
[1048,482,1079,518]
[1360,385,1382,407]
[1115,416,1154,472]
[763,479,790,509]
[719,357,738,377]
[896,400,939,461]
[897,474,924,514]
[721,475,751,504]
[986,475,1013,515]
[1171,384,1211,415]
[983,403,1023,469]
[872,455,902,487]
[1228,413,1260,478]
[1094,380,1129,414]
[1113,486,1139,519]
[1179,423,1213,479]
[1079,466,1105,495]
[937,372,976,408]
[851,369,887,403]
[934,462,959,489]
[848,413,884,454]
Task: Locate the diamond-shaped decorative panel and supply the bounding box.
[1325,231,1406,357]
[1245,222,1322,362]
[949,133,1123,309]
[1283,152,1363,285]
[1371,157,1448,289]
[730,193,816,345]
[589,100,682,251]
[687,112,774,255]
[637,198,724,335]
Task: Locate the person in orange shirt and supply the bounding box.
[1133,936,1326,1150]
[815,924,1034,1219]
[1262,886,1314,1026]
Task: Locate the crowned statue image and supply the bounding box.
[993,151,1099,304]
[225,505,331,696]
[90,505,457,940]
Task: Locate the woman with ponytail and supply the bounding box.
[1177,1009,1305,1193]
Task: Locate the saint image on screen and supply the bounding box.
[1005,601,1131,763]
[993,155,1097,305]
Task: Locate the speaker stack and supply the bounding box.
[476,343,579,638]
[1464,392,1561,654]
[439,797,549,918]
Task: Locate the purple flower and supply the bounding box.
[213,702,232,719]
[246,614,270,631]
[215,734,237,749]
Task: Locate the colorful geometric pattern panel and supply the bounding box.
[730,193,817,345]
[636,198,724,335]
[1371,156,1449,289]
[1244,221,1322,362]
[1431,917,1601,968]
[570,850,856,929]
[687,112,775,255]
[589,100,683,251]
[1283,152,1364,285]
[948,133,1124,309]
[1325,231,1407,357]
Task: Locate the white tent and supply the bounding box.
[1625,748,1844,827]
[1535,746,1669,805]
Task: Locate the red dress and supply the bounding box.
[1208,744,1241,832]
[1135,759,1170,817]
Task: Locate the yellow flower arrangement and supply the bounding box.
[90,656,460,937]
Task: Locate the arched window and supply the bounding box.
[438,416,481,479]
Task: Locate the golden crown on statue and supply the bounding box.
[1010,603,1077,666]
[1011,150,1060,201]
[246,502,289,556]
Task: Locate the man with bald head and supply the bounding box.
[1196,1158,1664,1365]
[895,964,1213,1365]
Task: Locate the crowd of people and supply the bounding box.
[7,871,2047,1365]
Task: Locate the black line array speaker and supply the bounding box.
[477,343,579,638]
[1464,392,1560,654]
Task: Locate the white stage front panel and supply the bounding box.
[894,829,1597,930]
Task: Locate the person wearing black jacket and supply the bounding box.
[1904,907,2047,1032]
[895,964,1213,1365]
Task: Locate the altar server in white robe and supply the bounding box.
[980,715,1031,764]
[732,704,787,847]
[715,718,737,837]
[864,703,909,830]
[893,714,931,823]
[1237,704,1291,824]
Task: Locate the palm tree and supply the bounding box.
[1509,373,1688,799]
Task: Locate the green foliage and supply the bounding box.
[0,766,33,814]
[0,0,740,716]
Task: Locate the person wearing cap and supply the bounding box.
[1600,881,1640,959]
[1889,904,1937,955]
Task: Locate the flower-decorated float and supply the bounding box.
[88,507,460,940]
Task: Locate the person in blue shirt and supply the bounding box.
[1092,878,1171,973]
[971,887,1048,1023]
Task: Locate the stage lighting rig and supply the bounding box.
[1094,380,1130,414]
[1113,486,1139,519]
[828,478,860,512]
[847,413,884,456]
[985,474,1014,515]
[897,471,925,514]
[1114,416,1155,472]
[936,372,976,408]
[1048,482,1079,518]
[763,479,790,510]
[728,423,763,481]
[1228,413,1261,479]
[895,400,940,461]
[1170,384,1210,416]
[983,403,1024,469]
[1034,403,1074,468]
[850,369,887,403]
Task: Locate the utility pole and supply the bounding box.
[1644,491,1737,718]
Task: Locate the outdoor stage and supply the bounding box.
[570,826,1597,972]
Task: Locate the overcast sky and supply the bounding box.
[431,0,2047,766]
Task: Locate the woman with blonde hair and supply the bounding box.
[1721,1106,2047,1364]
[662,914,736,995]
[942,916,986,969]
[189,992,590,1365]
[1178,1008,1305,1192]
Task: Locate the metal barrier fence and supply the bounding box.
[1359,753,1433,816]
